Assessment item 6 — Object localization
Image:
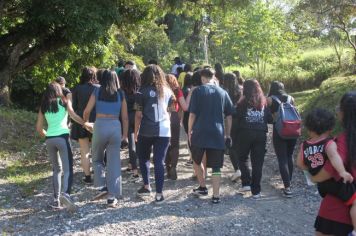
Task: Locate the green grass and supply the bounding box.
[0,106,50,197]
[291,75,356,136]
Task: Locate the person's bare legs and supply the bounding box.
[212,174,221,198]
[315,231,332,236]
[78,138,91,176]
[193,161,206,187]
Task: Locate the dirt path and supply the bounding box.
[0,127,320,235]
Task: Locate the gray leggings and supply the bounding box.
[45,134,73,200]
[92,118,122,198]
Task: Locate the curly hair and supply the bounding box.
[141,64,168,98]
[239,79,266,110]
[304,108,335,135]
[120,69,141,95]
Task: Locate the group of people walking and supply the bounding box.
[36,59,356,235]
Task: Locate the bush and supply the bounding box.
[226,47,354,93]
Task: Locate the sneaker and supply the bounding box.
[238,186,251,192]
[49,199,62,209]
[107,198,118,208]
[230,170,242,182]
[129,174,141,183]
[137,186,151,196]
[211,196,221,204]
[252,193,262,199]
[155,194,165,204]
[193,186,208,196]
[59,193,77,212]
[92,187,108,201]
[168,168,177,180]
[282,187,293,198]
[82,176,92,184]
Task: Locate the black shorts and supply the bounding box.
[191,146,224,168]
[314,216,352,236]
[318,179,356,205]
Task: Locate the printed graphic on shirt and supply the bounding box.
[246,108,265,123]
[302,138,332,176]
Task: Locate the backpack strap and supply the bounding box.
[271,95,282,104]
[286,95,292,104]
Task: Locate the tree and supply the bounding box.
[296,0,356,63]
[210,1,295,79]
[0,0,154,105]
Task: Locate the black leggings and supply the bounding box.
[165,112,181,168]
[236,129,267,195]
[272,127,297,188]
[229,117,240,171]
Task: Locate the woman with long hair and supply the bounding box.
[267,81,298,197]
[214,62,224,86]
[235,79,272,198]
[36,82,85,210]
[165,74,191,180]
[134,65,175,203]
[120,69,141,180]
[83,70,129,207]
[71,67,99,184]
[309,91,356,236]
[223,73,243,181]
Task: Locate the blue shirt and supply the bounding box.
[189,84,233,150]
[93,88,124,117]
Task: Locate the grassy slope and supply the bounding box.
[0,107,50,197]
[291,75,356,135]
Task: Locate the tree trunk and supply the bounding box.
[0,68,11,106]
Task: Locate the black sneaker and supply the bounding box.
[211,196,221,204]
[92,187,108,201]
[155,194,165,204]
[193,186,208,196]
[283,187,293,198]
[137,186,151,196]
[107,198,118,208]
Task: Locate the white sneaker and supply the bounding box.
[252,193,262,199]
[231,170,242,182]
[238,186,251,192]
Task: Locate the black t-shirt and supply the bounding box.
[235,105,272,132]
[62,87,71,97]
[189,84,233,150]
[302,138,333,176]
[72,83,100,122]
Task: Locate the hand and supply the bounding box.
[225,136,232,149]
[84,122,94,133]
[340,171,354,183]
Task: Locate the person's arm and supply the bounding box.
[66,99,84,125]
[310,168,333,183]
[326,141,353,182]
[36,110,46,138]
[188,113,196,144]
[120,98,129,141]
[225,115,232,139]
[83,94,95,122]
[134,111,142,142]
[178,97,189,112]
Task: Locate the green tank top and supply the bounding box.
[45,99,70,137]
